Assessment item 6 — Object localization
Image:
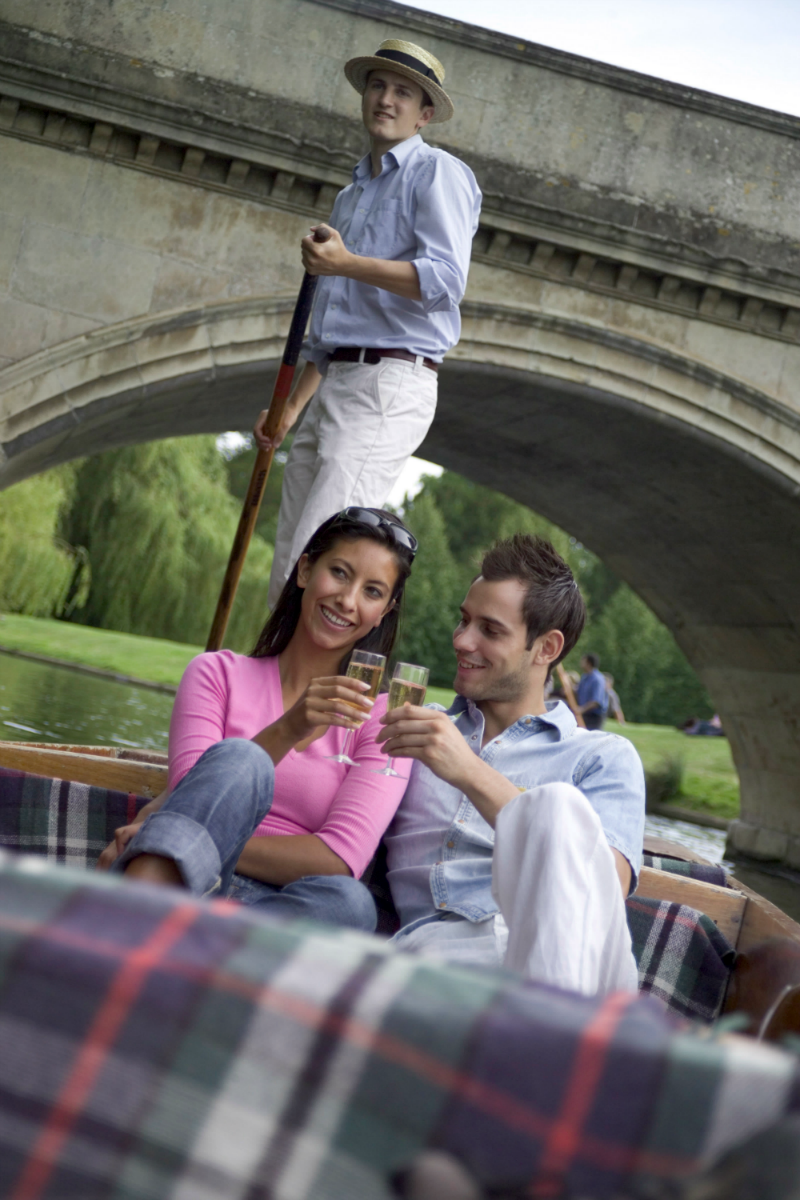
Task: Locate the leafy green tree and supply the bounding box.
[394,490,463,687]
[0,465,88,617]
[61,437,273,651]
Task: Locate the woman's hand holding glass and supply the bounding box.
[280,672,377,748]
[326,650,386,765]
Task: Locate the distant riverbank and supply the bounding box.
[1,612,738,821]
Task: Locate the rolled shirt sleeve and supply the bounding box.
[412,154,482,314]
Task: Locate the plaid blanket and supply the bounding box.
[0,765,147,868]
[628,897,734,1022]
[0,849,796,1200]
[643,854,729,889]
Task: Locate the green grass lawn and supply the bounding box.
[608,719,739,819]
[0,613,201,686]
[0,614,738,817]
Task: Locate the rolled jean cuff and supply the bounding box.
[114,811,222,896]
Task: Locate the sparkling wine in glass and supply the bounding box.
[375,662,429,778]
[326,649,386,766]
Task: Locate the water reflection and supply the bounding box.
[0,653,173,750]
[645,813,730,866]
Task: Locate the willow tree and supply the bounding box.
[0,465,88,617]
[62,437,273,651]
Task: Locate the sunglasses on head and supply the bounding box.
[334,507,418,558]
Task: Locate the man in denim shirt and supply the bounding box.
[255,39,482,607]
[379,535,645,996]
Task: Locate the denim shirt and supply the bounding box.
[384,698,645,932]
[304,134,482,368]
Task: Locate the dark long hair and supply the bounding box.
[251,509,414,670]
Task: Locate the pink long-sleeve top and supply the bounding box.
[168,650,407,879]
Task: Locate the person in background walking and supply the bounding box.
[604,672,625,724]
[577,652,608,731]
[254,38,482,609]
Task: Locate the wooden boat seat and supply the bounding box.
[0,740,168,798]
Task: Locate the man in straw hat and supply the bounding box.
[256,38,482,607]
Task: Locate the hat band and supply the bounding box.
[374,47,441,86]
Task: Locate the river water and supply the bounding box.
[0,652,173,750]
[3,651,800,917]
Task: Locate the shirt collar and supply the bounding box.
[352,133,424,183]
[447,696,577,741]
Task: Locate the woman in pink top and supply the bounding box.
[103,507,416,931]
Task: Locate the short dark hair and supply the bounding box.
[252,508,414,671]
[421,89,433,110]
[583,652,599,669]
[478,534,585,665]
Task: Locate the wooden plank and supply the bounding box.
[7,742,120,758]
[0,742,167,799]
[8,742,168,766]
[637,865,747,947]
[728,875,800,953]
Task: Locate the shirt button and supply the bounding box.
[439,902,447,909]
[330,303,337,309]
[324,333,331,339]
[447,840,455,849]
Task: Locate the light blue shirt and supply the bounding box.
[384,698,645,933]
[304,134,482,369]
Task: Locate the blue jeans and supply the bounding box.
[113,739,377,932]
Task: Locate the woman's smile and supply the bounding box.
[319,604,355,630]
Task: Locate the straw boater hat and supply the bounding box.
[344,39,454,124]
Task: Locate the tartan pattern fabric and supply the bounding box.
[0,849,797,1200]
[628,896,735,1022]
[0,766,147,868]
[643,854,729,889]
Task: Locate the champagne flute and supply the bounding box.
[326,649,386,766]
[375,661,429,778]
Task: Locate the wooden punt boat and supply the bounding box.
[2,737,800,1042]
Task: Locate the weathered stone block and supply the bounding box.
[13,224,158,322]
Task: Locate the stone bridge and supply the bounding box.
[2,0,800,865]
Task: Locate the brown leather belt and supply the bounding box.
[329,347,439,373]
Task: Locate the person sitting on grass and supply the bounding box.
[97,507,416,932]
[378,534,645,996]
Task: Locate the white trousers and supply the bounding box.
[267,358,438,608]
[396,783,639,997]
